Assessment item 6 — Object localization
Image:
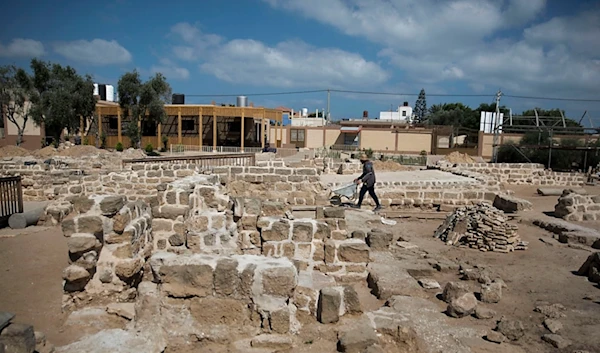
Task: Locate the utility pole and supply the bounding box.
[491,89,503,163]
[326,89,330,122]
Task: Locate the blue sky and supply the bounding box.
[1,0,599,125]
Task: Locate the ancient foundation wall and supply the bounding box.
[61,195,153,297]
[444,163,585,186]
[554,191,600,221]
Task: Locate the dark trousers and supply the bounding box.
[357,184,380,207]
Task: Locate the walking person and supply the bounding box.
[352,154,382,212]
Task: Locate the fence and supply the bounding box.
[169,145,263,154]
[121,153,256,167]
[0,176,23,225]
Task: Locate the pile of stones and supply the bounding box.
[434,204,528,253]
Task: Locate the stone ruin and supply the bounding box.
[554,189,600,221]
[434,204,528,253]
[49,173,389,352]
[3,153,597,352]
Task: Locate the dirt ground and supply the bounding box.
[0,226,69,345]
[1,184,599,352]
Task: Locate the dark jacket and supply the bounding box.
[358,160,376,188]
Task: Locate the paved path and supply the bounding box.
[320,170,477,186]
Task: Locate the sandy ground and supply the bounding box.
[0,225,68,345]
[0,183,599,351]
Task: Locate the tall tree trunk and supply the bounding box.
[16,127,23,147]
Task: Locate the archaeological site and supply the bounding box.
[1,145,599,353]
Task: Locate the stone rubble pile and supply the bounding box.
[434,204,528,253]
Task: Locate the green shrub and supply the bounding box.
[83,137,89,145]
[116,142,124,152]
[161,135,169,151]
[172,144,184,153]
[363,148,374,158]
[145,143,154,153]
[420,150,427,156]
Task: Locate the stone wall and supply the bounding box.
[443,163,585,186]
[148,252,300,335]
[61,195,153,296]
[254,207,370,280]
[554,190,600,221]
[326,178,501,208]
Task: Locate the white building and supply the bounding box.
[378,102,413,122]
[290,108,326,127]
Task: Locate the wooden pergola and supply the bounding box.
[88,103,284,151]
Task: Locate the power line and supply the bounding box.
[183,89,600,102]
[185,89,326,97]
[504,94,600,102]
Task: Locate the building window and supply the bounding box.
[402,111,407,117]
[182,120,195,131]
[109,117,119,130]
[142,121,157,136]
[290,129,305,142]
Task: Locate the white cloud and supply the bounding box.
[264,0,599,100]
[150,58,190,80]
[53,39,132,65]
[170,22,222,61]
[0,38,45,58]
[169,23,389,89]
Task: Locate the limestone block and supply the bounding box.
[314,222,331,240]
[261,266,297,297]
[269,306,290,334]
[261,201,288,217]
[213,258,240,297]
[480,282,502,303]
[114,258,143,280]
[447,293,477,318]
[112,213,131,234]
[63,265,91,292]
[324,207,345,219]
[442,281,470,303]
[152,205,189,220]
[0,323,35,353]
[366,230,393,250]
[338,242,370,263]
[317,287,341,324]
[184,215,209,233]
[493,194,532,213]
[292,222,313,242]
[100,195,125,216]
[261,220,290,242]
[67,233,101,255]
[337,319,378,353]
[367,264,422,300]
[190,297,252,327]
[154,262,214,298]
[343,285,362,314]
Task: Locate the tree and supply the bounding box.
[0,65,34,146]
[27,59,96,146]
[426,103,479,130]
[117,70,171,148]
[413,89,427,123]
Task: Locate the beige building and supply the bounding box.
[0,101,44,150]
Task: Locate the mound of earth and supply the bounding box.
[373,160,411,171]
[443,151,475,164]
[0,145,30,158]
[59,145,109,158]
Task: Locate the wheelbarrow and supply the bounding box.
[329,183,358,206]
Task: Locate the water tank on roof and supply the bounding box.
[236,96,248,107]
[302,108,308,117]
[105,85,114,102]
[363,110,368,118]
[172,94,185,104]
